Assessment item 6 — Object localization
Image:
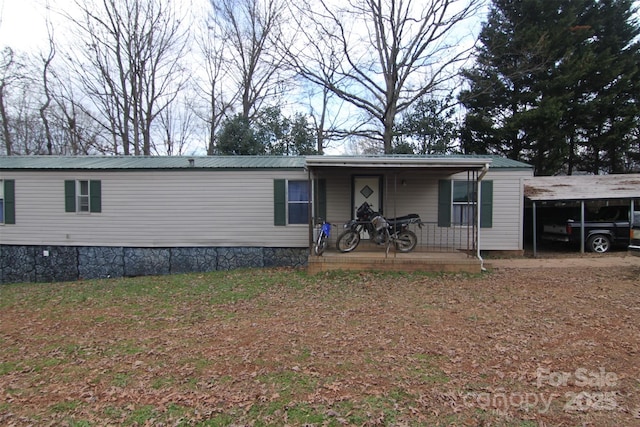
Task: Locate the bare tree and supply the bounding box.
[209,0,290,120]
[0,47,24,155]
[157,95,198,156]
[193,13,236,155]
[289,0,482,153]
[38,17,58,155]
[64,0,189,155]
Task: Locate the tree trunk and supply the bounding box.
[0,86,12,155]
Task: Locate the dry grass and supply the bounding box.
[1,265,639,426]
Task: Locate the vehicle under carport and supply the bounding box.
[524,174,640,256]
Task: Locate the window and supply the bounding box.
[65,180,101,213]
[287,181,309,224]
[273,179,310,225]
[438,179,493,228]
[452,181,477,225]
[78,180,90,212]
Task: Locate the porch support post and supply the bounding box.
[308,167,314,254]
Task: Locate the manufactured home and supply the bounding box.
[0,155,532,283]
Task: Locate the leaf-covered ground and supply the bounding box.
[1,263,639,426]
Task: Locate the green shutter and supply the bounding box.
[480,180,493,228]
[437,180,451,227]
[274,179,286,226]
[4,180,15,224]
[314,179,327,220]
[90,180,102,213]
[65,180,76,212]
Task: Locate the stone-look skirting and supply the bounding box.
[0,245,308,284]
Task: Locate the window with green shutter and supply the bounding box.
[274,179,311,225]
[438,179,493,228]
[65,180,102,213]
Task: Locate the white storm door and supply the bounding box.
[353,176,382,218]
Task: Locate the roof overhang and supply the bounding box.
[305,156,492,173]
[524,174,640,201]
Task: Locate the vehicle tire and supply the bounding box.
[587,234,611,253]
[314,234,328,256]
[395,230,417,252]
[336,230,360,253]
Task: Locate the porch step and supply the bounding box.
[307,250,482,274]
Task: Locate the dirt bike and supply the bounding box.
[313,219,331,255]
[336,202,421,253]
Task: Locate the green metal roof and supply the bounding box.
[0,155,531,170]
[0,155,306,170]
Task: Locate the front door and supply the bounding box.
[352,175,382,218]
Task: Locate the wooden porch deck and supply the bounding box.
[307,247,483,274]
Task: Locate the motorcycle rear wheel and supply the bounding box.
[336,230,360,253]
[395,230,417,252]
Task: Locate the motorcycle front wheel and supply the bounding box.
[395,230,417,252]
[336,230,360,253]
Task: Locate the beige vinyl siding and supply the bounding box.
[1,170,310,247]
[323,169,355,222]
[475,170,529,250]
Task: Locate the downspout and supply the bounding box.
[476,163,490,271]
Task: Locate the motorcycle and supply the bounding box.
[336,202,421,253]
[313,219,331,255]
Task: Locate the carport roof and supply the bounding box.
[524,174,640,201]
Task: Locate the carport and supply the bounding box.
[524,174,640,256]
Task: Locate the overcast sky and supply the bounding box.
[0,0,52,51]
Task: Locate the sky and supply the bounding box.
[0,0,54,51]
[0,0,489,156]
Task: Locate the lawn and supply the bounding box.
[1,265,639,426]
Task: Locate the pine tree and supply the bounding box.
[460,0,640,175]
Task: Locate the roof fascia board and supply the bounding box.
[305,156,492,169]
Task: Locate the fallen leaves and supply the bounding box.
[0,266,639,425]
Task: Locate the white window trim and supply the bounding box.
[287,180,310,226]
[451,180,477,227]
[76,179,91,214]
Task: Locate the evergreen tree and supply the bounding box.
[460,0,640,175]
[394,97,458,154]
[217,107,318,155]
[216,114,265,155]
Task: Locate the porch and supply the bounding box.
[304,156,491,274]
[307,247,482,274]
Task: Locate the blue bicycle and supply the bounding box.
[313,220,331,255]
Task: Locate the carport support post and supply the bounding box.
[580,201,585,254]
[532,201,537,258]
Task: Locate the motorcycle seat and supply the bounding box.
[387,213,420,224]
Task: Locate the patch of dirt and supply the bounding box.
[1,264,640,426]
